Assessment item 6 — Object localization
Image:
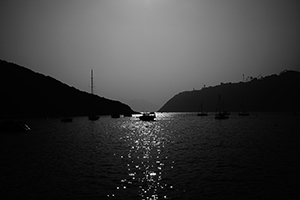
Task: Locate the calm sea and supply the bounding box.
[1,113,300,199]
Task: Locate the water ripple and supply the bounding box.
[2,113,300,199]
[107,115,176,199]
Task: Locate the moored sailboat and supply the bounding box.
[111,113,121,118]
[238,98,249,116]
[215,95,229,119]
[61,104,73,122]
[61,117,73,122]
[197,101,208,116]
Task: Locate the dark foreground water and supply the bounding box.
[1,113,300,199]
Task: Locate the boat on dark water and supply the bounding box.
[238,98,249,116]
[215,95,229,119]
[88,115,100,121]
[111,113,120,118]
[215,112,229,119]
[238,111,250,116]
[61,117,73,122]
[139,112,156,121]
[197,101,208,116]
[197,112,208,116]
[0,120,30,133]
[292,111,298,116]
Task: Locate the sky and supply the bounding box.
[1,0,300,111]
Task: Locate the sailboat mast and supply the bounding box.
[91,69,94,95]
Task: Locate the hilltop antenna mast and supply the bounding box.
[90,69,94,95]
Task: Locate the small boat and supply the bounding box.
[111,113,120,118]
[292,111,298,116]
[197,112,208,116]
[197,101,208,116]
[61,117,73,122]
[88,115,100,121]
[224,111,230,115]
[0,120,30,133]
[238,111,249,116]
[215,112,229,119]
[215,95,229,119]
[238,98,249,116]
[139,112,156,121]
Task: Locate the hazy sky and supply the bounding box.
[1,0,300,110]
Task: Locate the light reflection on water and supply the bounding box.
[108,113,175,199]
[2,113,300,199]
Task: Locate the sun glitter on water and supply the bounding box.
[107,114,175,199]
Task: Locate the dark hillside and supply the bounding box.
[159,70,300,112]
[0,60,135,118]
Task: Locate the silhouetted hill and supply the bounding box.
[127,99,159,112]
[159,70,300,112]
[0,60,136,118]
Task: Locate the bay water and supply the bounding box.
[1,113,300,199]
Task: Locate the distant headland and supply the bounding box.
[159,70,300,112]
[0,59,137,118]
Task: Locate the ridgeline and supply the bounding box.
[159,70,300,112]
[1,60,136,118]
